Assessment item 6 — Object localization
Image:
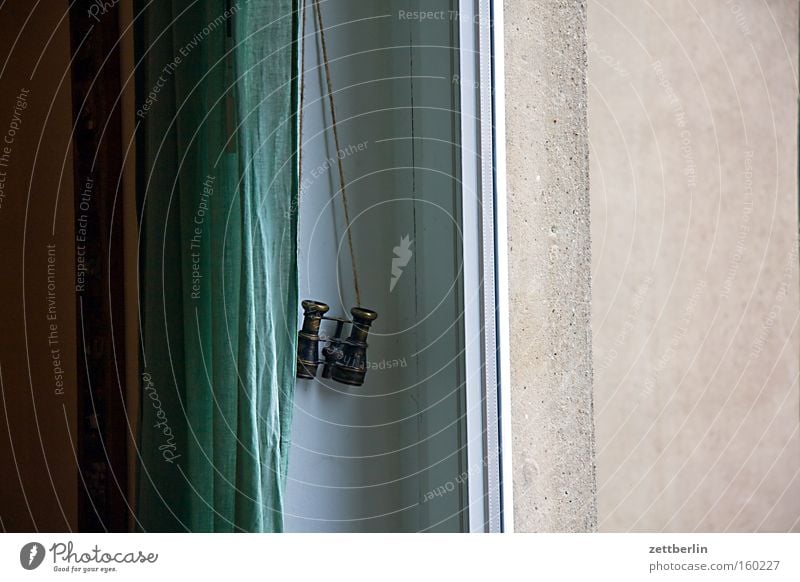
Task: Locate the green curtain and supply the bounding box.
[135,0,298,532]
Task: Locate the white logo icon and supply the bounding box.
[390,235,413,292]
[20,542,45,570]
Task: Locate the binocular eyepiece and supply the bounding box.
[296,300,378,387]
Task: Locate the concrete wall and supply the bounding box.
[590,0,800,531]
[505,0,598,532]
[0,1,78,531]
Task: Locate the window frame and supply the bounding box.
[459,0,513,533]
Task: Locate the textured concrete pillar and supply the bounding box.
[505,1,597,531]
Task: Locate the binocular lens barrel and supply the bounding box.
[296,300,330,379]
[330,307,378,386]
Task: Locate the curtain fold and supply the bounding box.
[135,0,298,532]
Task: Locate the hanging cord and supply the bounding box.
[297,0,363,307]
[311,0,363,307]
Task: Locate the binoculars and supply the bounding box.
[296,300,378,386]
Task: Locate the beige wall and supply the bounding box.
[0,1,78,531]
[590,0,800,531]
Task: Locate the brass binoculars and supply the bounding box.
[296,300,378,386]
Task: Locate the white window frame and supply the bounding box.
[460,0,513,533]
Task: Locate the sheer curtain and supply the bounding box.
[135,0,298,532]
